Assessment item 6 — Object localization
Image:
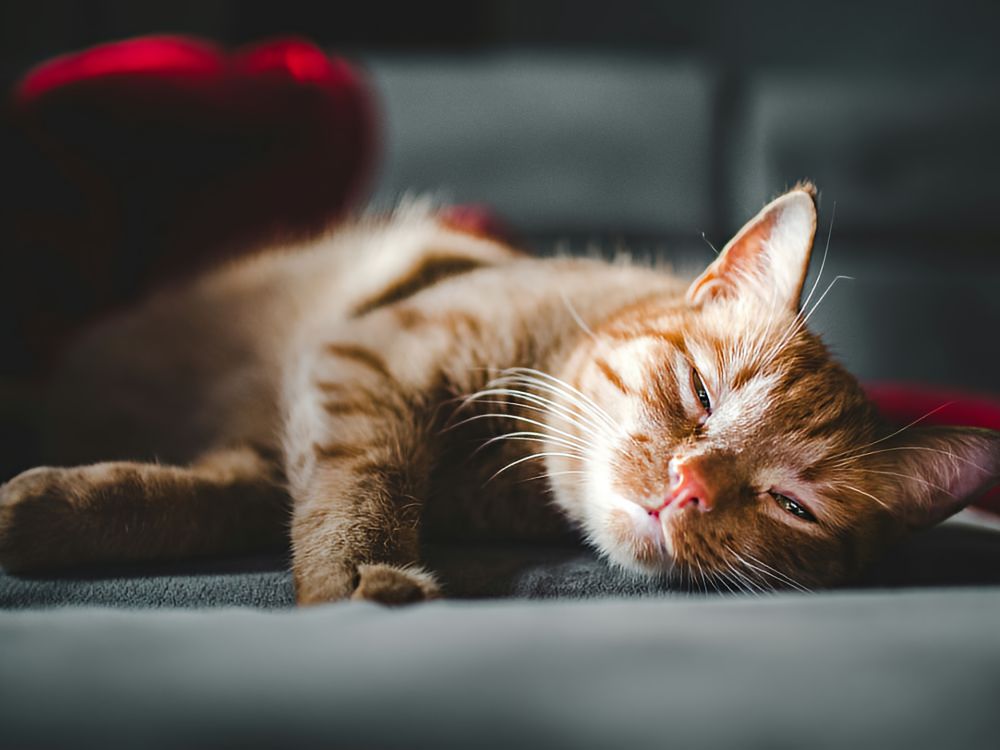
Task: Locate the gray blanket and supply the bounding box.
[3,511,1000,608]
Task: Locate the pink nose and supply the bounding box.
[655,461,712,514]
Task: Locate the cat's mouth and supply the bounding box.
[604,497,675,570]
[638,480,708,522]
[615,479,720,567]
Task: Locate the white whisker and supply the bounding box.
[476,431,588,456]
[827,402,955,464]
[801,274,854,326]
[501,367,621,432]
[701,231,720,256]
[832,444,987,473]
[465,386,610,438]
[727,545,812,593]
[519,469,590,484]
[449,412,588,450]
[485,451,585,485]
[799,201,836,315]
[560,291,598,340]
[853,468,956,497]
[484,376,617,438]
[841,484,890,510]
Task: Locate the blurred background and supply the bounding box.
[1,0,998,388]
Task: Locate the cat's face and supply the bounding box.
[547,185,1000,590]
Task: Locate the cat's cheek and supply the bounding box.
[546,436,671,573]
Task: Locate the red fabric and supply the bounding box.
[15,37,226,103]
[866,383,1000,514]
[4,36,376,372]
[440,204,512,243]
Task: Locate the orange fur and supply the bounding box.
[1,191,998,601]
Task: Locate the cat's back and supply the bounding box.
[42,205,520,464]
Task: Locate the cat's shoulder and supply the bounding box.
[200,199,520,293]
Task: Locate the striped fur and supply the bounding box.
[2,189,998,602]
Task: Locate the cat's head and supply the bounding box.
[548,184,1000,590]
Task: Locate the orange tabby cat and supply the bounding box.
[1,184,997,603]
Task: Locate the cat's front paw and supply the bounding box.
[0,466,74,571]
[293,561,441,605]
[351,563,442,605]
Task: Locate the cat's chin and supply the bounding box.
[599,497,675,575]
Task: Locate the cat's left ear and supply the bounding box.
[687,183,817,310]
[884,426,1000,529]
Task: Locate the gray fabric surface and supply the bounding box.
[3,511,1000,609]
[0,556,296,609]
[0,545,671,609]
[3,589,1000,750]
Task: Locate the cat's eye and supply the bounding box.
[690,368,711,414]
[770,491,817,523]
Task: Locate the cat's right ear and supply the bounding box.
[686,184,818,310]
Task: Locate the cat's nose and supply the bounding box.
[662,459,712,512]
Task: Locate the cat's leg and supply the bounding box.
[285,340,449,606]
[0,446,289,571]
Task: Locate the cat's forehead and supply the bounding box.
[684,311,875,444]
[597,296,874,446]
[686,303,801,382]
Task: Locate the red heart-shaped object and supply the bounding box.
[4,35,377,373]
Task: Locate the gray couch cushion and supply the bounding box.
[367,54,716,234]
[728,74,1000,239]
[801,245,1000,392]
[3,588,1000,750]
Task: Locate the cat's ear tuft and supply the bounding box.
[883,426,1000,530]
[686,185,818,310]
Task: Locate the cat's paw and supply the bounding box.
[350,563,442,605]
[0,466,74,571]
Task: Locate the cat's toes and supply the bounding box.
[351,563,441,605]
[0,467,73,571]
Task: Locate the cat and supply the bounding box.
[1,183,997,604]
